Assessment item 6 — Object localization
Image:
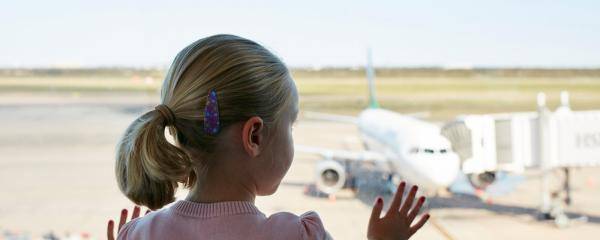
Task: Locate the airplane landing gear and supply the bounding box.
[384,174,396,194]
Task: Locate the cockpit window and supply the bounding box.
[410,148,443,154]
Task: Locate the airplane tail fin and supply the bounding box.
[366,48,379,108]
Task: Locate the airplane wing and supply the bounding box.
[302,111,430,124]
[404,111,431,119]
[295,144,387,163]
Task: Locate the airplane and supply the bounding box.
[296,49,461,197]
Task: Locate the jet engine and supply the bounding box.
[315,159,346,195]
[468,171,496,190]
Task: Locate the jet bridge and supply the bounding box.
[441,91,600,226]
[442,92,600,174]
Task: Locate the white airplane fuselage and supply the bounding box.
[357,108,460,191]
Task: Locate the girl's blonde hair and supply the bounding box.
[115,34,293,210]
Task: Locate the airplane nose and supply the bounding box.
[398,152,461,190]
[429,154,460,186]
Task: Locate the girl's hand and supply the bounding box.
[367,182,430,240]
[107,206,151,240]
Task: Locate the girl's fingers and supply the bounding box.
[131,206,141,220]
[387,181,406,215]
[409,214,430,236]
[145,209,151,215]
[406,196,426,224]
[118,209,128,231]
[107,220,115,240]
[369,197,384,223]
[399,185,418,216]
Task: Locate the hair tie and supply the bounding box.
[204,89,220,135]
[155,104,176,125]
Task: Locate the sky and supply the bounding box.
[1,0,599,68]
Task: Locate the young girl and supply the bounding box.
[107,34,429,240]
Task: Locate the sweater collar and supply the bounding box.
[172,199,263,218]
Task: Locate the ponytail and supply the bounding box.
[115,109,193,210]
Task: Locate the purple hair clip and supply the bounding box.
[204,89,221,135]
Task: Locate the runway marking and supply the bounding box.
[429,216,457,240]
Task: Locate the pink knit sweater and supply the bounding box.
[117,200,331,240]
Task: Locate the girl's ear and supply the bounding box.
[241,116,264,157]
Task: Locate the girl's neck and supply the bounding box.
[185,166,257,204]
